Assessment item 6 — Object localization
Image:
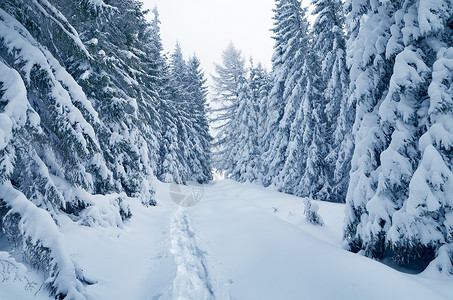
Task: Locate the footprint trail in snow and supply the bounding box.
[169,208,214,300]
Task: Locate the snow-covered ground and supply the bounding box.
[1,179,453,299]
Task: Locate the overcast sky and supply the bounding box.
[141,0,276,80]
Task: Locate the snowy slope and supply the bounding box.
[1,180,452,299]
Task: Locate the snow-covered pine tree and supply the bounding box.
[362,3,429,258]
[169,43,190,102]
[146,12,185,184]
[162,44,212,184]
[275,78,307,195]
[45,0,162,203]
[260,0,310,189]
[163,43,191,182]
[343,0,394,254]
[0,59,89,300]
[158,107,183,183]
[295,49,328,200]
[219,75,249,179]
[211,42,247,171]
[148,6,172,104]
[344,0,453,270]
[223,60,268,182]
[386,0,453,272]
[362,0,429,260]
[256,64,273,183]
[262,0,328,200]
[1,0,113,199]
[0,3,111,297]
[229,61,269,182]
[311,0,352,203]
[186,55,213,183]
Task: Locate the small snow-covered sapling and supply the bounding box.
[304,200,324,226]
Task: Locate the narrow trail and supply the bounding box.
[168,207,214,300]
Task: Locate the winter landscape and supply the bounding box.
[1,0,453,299]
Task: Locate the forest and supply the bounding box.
[0,0,452,299]
[211,0,453,276]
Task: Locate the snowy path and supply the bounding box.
[2,179,453,299]
[168,208,214,300]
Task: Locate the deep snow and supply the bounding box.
[1,179,453,299]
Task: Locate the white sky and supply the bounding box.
[141,0,276,80]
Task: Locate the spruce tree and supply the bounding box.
[343,0,394,254]
[211,43,246,171]
[344,0,453,271]
[260,0,310,188]
[0,2,110,296]
[311,0,352,203]
[158,44,212,184]
[386,0,453,270]
[363,0,427,259]
[224,61,268,182]
[295,50,327,199]
[186,55,213,183]
[232,61,269,182]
